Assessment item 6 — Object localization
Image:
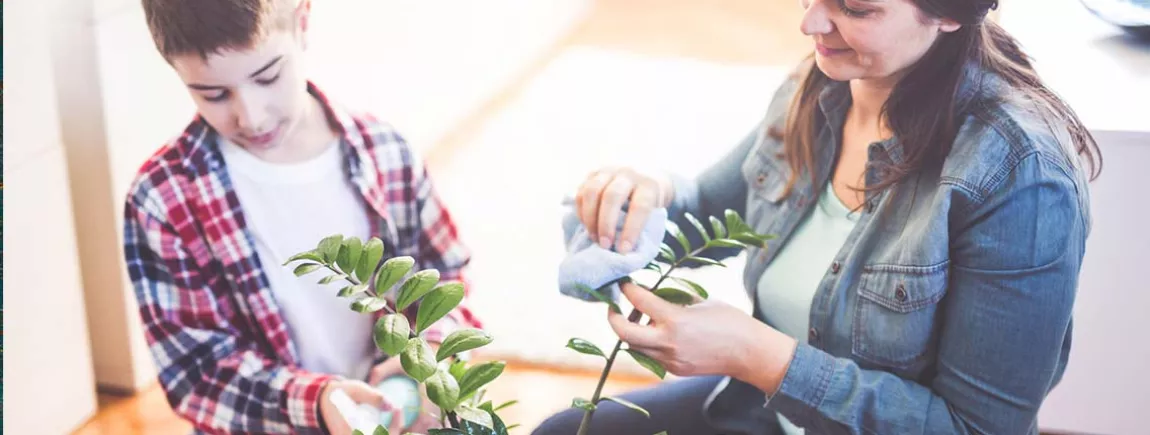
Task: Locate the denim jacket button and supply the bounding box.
[895,284,908,302]
[831,262,841,274]
[757,174,766,184]
[808,327,820,342]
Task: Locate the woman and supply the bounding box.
[536,0,1100,433]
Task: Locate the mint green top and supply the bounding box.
[756,181,860,434]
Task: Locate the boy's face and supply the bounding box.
[169,27,310,153]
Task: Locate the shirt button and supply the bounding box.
[831,262,841,274]
[808,327,820,342]
[895,284,908,302]
[757,174,766,184]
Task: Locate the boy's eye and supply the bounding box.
[256,74,281,86]
[203,90,230,102]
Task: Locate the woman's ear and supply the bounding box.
[938,17,962,33]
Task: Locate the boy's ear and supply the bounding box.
[294,0,312,47]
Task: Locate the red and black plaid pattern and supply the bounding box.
[123,82,481,434]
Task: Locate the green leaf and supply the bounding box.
[353,430,364,435]
[493,400,517,412]
[459,361,505,400]
[337,236,364,275]
[318,234,344,263]
[706,238,746,250]
[425,369,461,411]
[479,400,495,414]
[570,397,596,412]
[686,256,726,268]
[292,263,323,277]
[643,262,663,273]
[396,268,441,312]
[658,243,676,261]
[666,221,691,254]
[669,276,710,300]
[457,405,494,430]
[284,250,324,265]
[351,295,389,313]
[709,216,727,239]
[374,314,412,357]
[416,283,464,334]
[653,287,698,305]
[566,338,606,359]
[601,396,650,418]
[732,233,768,248]
[684,213,710,243]
[356,237,386,283]
[575,285,622,314]
[400,338,437,382]
[337,283,369,298]
[373,426,389,435]
[318,274,343,285]
[460,418,497,435]
[376,256,417,297]
[437,329,493,361]
[449,359,468,383]
[490,411,510,435]
[429,430,467,435]
[625,349,666,379]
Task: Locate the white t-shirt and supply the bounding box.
[219,137,376,381]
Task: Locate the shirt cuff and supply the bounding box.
[285,370,337,434]
[763,343,836,426]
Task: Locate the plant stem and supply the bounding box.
[447,412,461,428]
[576,245,705,435]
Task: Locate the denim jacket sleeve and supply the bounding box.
[763,147,1088,434]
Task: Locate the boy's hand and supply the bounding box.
[575,167,674,254]
[319,379,404,435]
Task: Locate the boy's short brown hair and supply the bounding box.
[142,0,297,60]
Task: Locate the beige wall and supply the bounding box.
[3,0,100,432]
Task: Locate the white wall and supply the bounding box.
[3,0,100,432]
[997,2,1150,434]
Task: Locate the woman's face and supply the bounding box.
[798,0,962,84]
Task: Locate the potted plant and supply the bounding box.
[285,209,771,435]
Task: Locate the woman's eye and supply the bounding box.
[838,0,872,17]
[204,91,229,102]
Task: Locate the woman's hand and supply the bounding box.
[607,283,797,395]
[574,167,674,253]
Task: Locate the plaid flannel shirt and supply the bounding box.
[123,83,481,434]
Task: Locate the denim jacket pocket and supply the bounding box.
[853,261,949,370]
[741,148,788,204]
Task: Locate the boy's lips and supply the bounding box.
[244,125,281,146]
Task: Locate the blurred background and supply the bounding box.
[5,0,1149,433]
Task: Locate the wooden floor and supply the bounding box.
[73,0,808,433]
[73,360,657,434]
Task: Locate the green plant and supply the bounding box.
[567,210,774,435]
[285,235,515,435]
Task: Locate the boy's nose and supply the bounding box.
[234,93,268,133]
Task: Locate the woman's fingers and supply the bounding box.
[616,182,659,253]
[578,170,616,241]
[597,176,637,249]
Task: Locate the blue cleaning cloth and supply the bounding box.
[558,199,667,302]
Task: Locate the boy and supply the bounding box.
[122,0,481,433]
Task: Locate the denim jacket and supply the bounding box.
[666,62,1093,434]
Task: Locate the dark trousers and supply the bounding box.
[531,376,783,435]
